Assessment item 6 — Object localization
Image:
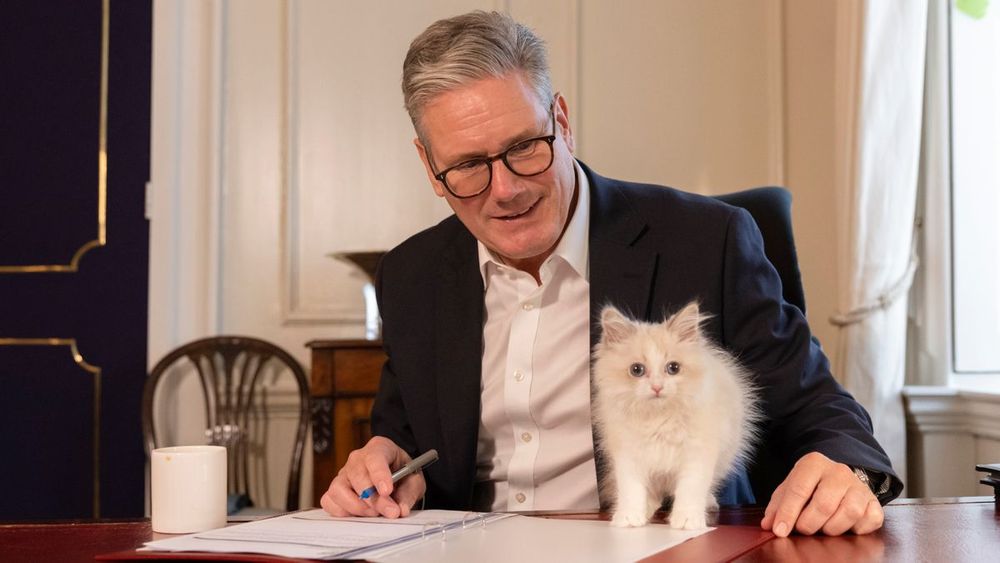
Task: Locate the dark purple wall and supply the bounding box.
[0,0,151,519]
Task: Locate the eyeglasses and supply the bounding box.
[430,107,557,199]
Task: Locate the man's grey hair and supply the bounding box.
[402,11,553,141]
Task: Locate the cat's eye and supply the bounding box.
[629,363,646,377]
[665,361,681,375]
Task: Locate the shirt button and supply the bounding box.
[515,492,526,503]
[521,432,532,443]
[514,370,525,382]
[522,303,534,311]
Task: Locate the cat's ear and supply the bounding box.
[600,306,636,344]
[666,301,704,343]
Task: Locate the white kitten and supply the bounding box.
[592,302,760,529]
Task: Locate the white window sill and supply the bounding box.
[951,374,1000,396]
[903,385,1000,439]
[902,383,1000,497]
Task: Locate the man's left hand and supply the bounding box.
[761,451,884,536]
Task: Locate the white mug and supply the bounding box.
[151,445,227,533]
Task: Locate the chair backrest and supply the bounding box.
[142,336,309,511]
[712,186,806,313]
[712,186,806,504]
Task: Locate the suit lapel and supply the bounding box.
[586,163,658,342]
[434,227,484,506]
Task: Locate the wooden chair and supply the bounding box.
[142,336,309,512]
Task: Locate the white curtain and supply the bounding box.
[831,0,929,489]
[908,0,952,389]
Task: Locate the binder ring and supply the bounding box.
[462,512,487,528]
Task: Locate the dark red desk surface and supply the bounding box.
[0,520,152,563]
[1,497,996,562]
[735,496,1000,563]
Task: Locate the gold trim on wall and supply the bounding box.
[0,0,110,274]
[0,338,102,518]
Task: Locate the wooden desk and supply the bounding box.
[2,497,997,562]
[737,496,1000,562]
[536,497,1000,561]
[0,519,312,563]
[306,339,385,507]
[0,521,152,563]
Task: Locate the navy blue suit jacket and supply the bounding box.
[370,162,903,509]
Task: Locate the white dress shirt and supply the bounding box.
[473,162,599,511]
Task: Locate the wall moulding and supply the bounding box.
[277,0,471,326]
[279,0,373,327]
[0,338,102,516]
[0,0,109,274]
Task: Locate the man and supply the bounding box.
[322,11,902,537]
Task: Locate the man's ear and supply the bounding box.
[414,138,447,198]
[554,92,574,154]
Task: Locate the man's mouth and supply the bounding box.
[496,201,537,221]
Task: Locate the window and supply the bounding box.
[950,2,1000,374]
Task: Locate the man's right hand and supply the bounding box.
[319,436,426,518]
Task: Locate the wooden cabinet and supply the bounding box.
[306,339,385,507]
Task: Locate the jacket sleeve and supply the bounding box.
[720,208,903,504]
[369,255,419,458]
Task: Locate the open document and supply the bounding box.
[144,509,511,560]
[143,509,711,562]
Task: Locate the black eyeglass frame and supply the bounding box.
[430,106,557,199]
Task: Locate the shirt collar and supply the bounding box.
[477,160,591,286]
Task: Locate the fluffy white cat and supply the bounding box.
[592,301,760,529]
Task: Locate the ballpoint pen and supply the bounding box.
[359,449,439,500]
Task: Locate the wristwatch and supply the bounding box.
[852,466,891,496]
[852,466,872,489]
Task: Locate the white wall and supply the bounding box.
[783,0,840,359]
[575,0,784,192]
[149,0,848,506]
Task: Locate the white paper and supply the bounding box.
[144,509,512,560]
[144,508,708,561]
[373,516,711,563]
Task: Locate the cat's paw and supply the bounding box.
[668,507,708,530]
[610,510,650,527]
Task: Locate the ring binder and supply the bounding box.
[141,509,513,560]
[462,512,488,529]
[108,507,714,561]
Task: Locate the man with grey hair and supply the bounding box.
[321,10,901,537]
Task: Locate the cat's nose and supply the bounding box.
[651,383,663,395]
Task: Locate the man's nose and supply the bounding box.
[488,159,521,201]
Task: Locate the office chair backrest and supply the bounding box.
[713,186,806,314]
[142,336,309,511]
